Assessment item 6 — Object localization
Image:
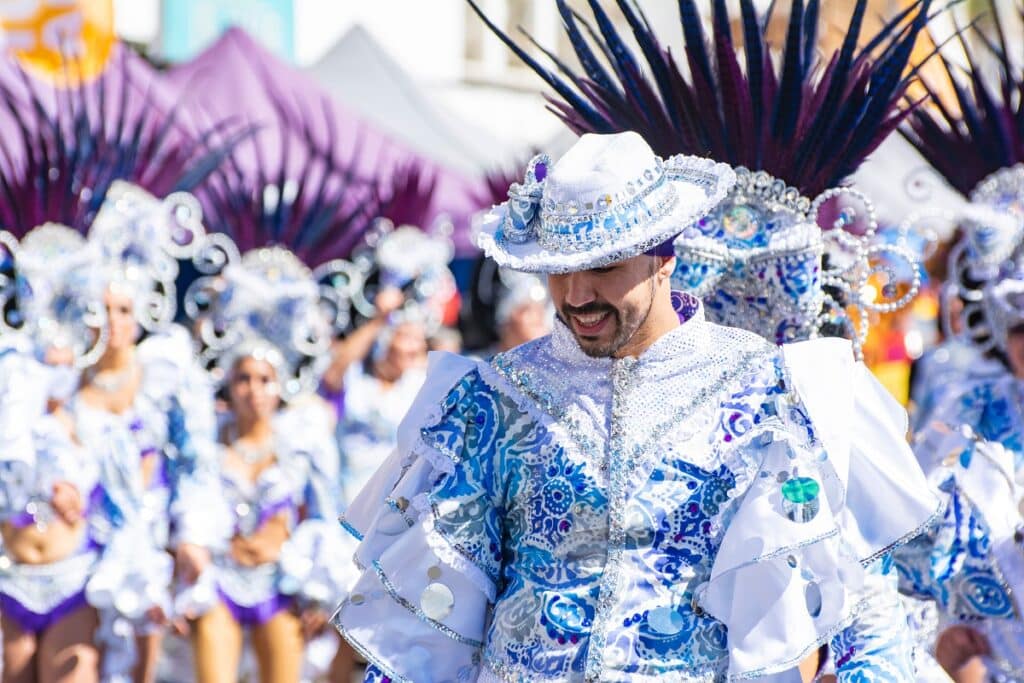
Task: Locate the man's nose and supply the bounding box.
[563,273,595,309]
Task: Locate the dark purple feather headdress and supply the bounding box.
[901,0,1024,196]
[468,0,933,197]
[0,47,245,237]
[379,161,438,230]
[192,71,414,268]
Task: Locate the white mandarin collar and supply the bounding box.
[549,292,710,369]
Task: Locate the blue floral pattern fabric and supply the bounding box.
[830,558,916,683]
[894,476,1015,621]
[339,303,918,682]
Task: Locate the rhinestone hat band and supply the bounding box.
[498,153,677,254]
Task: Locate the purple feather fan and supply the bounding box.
[193,81,394,267]
[0,46,246,237]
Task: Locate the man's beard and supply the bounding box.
[560,296,654,358]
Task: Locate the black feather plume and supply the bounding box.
[469,0,932,197]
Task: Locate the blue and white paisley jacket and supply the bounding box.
[337,301,937,682]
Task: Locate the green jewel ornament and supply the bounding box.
[781,476,821,523]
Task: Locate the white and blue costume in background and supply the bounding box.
[0,347,109,636]
[332,363,426,504]
[71,326,223,681]
[891,161,1024,681]
[908,335,1003,434]
[178,243,359,683]
[896,367,1024,682]
[337,296,939,682]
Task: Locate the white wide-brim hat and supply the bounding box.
[476,131,735,274]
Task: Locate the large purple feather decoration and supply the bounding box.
[0,47,242,237]
[194,75,391,266]
[902,1,1024,195]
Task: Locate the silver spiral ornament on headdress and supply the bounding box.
[314,219,457,336]
[185,245,348,400]
[88,181,207,332]
[2,224,108,367]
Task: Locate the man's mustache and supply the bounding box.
[561,302,617,317]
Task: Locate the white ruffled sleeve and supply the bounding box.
[783,338,941,561]
[698,338,939,679]
[333,351,496,683]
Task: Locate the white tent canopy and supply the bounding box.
[851,134,967,239]
[306,24,524,176]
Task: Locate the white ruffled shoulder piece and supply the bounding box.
[782,337,941,560]
[341,351,480,536]
[0,349,51,463]
[136,324,198,395]
[333,351,486,682]
[699,336,940,678]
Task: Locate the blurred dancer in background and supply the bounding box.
[180,246,353,683]
[323,226,455,504]
[70,184,222,683]
[0,229,109,683]
[887,2,1024,679]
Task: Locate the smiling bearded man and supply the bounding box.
[331,132,937,682]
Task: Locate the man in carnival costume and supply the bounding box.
[333,123,943,680]
[501,0,1024,679]
[472,0,948,680]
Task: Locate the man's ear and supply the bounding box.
[657,255,676,281]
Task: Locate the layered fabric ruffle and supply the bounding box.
[699,339,939,678]
[333,353,485,682]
